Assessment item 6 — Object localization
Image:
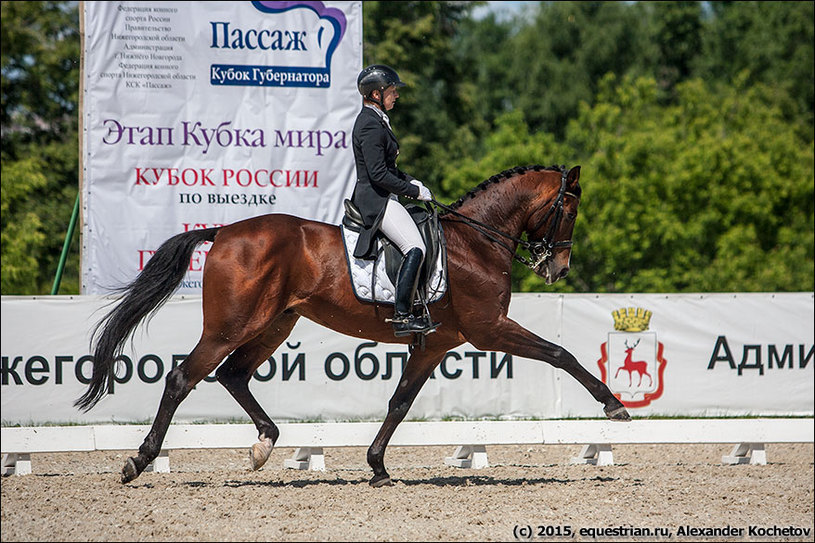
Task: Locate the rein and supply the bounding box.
[430,168,577,271]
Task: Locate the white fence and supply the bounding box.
[2,418,812,476]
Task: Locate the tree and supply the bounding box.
[1,1,80,295]
[694,1,814,137]
[498,1,657,139]
[1,1,79,154]
[647,1,704,96]
[440,74,814,294]
[528,74,814,293]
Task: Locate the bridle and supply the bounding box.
[430,168,579,272]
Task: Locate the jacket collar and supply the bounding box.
[363,104,393,132]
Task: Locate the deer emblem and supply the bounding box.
[615,339,653,387]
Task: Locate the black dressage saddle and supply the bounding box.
[342,199,445,296]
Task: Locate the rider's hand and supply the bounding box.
[410,180,433,202]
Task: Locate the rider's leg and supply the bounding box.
[379,199,437,336]
[379,198,425,257]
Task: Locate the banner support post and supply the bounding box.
[51,193,80,295]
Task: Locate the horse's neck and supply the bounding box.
[452,185,531,240]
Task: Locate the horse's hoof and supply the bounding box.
[604,405,631,422]
[250,437,274,470]
[369,474,393,488]
[121,457,140,484]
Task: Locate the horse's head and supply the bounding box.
[440,164,582,285]
[524,166,581,284]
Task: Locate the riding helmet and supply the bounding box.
[357,64,405,99]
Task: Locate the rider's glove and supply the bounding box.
[410,180,433,202]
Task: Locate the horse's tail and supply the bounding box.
[74,227,221,412]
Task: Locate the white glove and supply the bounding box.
[410,179,433,201]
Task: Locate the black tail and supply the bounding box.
[74,227,220,412]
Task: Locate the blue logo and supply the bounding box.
[210,1,348,88]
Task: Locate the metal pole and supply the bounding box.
[51,194,80,295]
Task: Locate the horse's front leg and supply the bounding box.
[470,317,630,421]
[367,345,449,487]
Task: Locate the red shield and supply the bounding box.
[597,331,667,408]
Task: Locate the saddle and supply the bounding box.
[342,199,446,305]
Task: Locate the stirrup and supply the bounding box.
[388,313,433,337]
[416,314,441,335]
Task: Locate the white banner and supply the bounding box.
[81,1,362,294]
[1,293,812,424]
[558,293,815,417]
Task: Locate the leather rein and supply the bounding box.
[430,169,578,271]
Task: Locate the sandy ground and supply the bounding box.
[1,443,813,542]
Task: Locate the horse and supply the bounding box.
[75,164,631,487]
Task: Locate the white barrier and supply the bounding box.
[2,419,812,475]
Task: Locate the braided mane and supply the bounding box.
[446,164,565,211]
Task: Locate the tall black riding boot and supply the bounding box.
[392,248,433,337]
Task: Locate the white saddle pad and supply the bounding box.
[341,224,447,305]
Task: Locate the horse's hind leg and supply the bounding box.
[215,311,300,471]
[367,345,449,487]
[121,337,233,483]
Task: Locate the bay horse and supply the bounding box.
[75,164,631,487]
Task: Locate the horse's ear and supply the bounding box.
[567,165,581,183]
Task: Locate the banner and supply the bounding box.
[558,293,815,417]
[81,1,362,294]
[1,293,812,424]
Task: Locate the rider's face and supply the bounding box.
[381,85,399,111]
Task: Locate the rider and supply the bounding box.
[350,64,439,337]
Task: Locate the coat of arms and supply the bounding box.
[597,307,668,408]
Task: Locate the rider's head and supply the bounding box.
[357,64,405,111]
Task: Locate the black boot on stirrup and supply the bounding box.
[392,248,433,337]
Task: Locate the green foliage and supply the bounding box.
[1,0,80,295]
[648,1,704,93]
[440,71,814,293]
[0,141,79,294]
[1,1,80,153]
[440,109,568,203]
[694,1,815,132]
[548,74,814,293]
[495,2,659,138]
[1,158,48,293]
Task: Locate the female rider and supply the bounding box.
[350,64,438,337]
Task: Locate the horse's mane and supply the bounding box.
[446,164,565,211]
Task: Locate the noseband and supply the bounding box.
[431,168,578,272]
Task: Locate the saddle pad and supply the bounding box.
[341,224,447,305]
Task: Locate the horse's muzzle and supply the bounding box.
[542,264,569,285]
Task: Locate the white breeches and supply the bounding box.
[379,198,425,256]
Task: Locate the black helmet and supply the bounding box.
[357,64,405,99]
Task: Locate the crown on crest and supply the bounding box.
[612,307,652,332]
